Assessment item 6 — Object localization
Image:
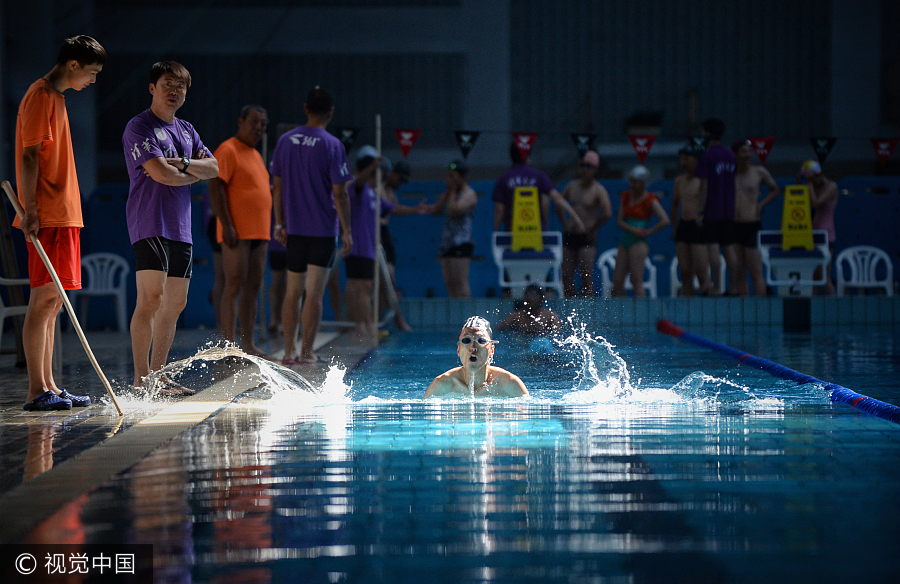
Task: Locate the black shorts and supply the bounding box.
[380,225,396,265]
[345,255,375,279]
[286,235,337,273]
[441,242,474,259]
[675,219,708,244]
[269,249,286,272]
[133,237,193,278]
[206,216,221,253]
[734,221,762,248]
[707,220,738,246]
[563,231,595,250]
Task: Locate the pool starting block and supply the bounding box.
[492,231,563,297]
[758,229,831,296]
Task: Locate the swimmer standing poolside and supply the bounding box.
[424,317,529,398]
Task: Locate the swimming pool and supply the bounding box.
[26,326,900,583]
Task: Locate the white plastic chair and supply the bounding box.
[835,246,893,296]
[70,253,130,330]
[492,231,564,297]
[669,254,726,296]
[597,247,657,298]
[1,274,30,350]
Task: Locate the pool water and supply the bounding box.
[30,326,900,583]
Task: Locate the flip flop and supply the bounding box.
[59,389,91,407]
[24,390,72,411]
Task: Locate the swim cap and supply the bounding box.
[462,316,492,338]
[801,160,821,177]
[731,138,751,153]
[582,150,600,167]
[628,165,650,182]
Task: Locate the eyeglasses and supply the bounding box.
[459,336,496,347]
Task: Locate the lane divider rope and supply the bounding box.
[656,319,900,425]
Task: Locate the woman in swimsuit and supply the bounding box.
[612,165,671,297]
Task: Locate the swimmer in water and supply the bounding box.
[424,316,529,398]
[495,284,562,336]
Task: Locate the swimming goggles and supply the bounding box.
[459,336,496,347]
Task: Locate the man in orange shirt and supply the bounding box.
[15,36,106,411]
[208,105,272,355]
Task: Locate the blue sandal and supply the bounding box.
[24,391,72,411]
[59,389,91,407]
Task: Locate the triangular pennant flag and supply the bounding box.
[748,136,775,164]
[809,137,837,164]
[871,138,899,168]
[688,135,710,151]
[394,128,422,158]
[333,127,360,151]
[628,135,656,163]
[454,131,480,159]
[571,133,597,156]
[512,132,538,162]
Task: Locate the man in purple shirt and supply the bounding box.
[272,87,352,364]
[122,61,218,393]
[492,142,584,233]
[696,117,737,295]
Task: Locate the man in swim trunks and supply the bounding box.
[495,284,562,335]
[271,86,352,364]
[209,104,271,354]
[671,146,714,296]
[424,316,529,398]
[732,139,781,296]
[696,118,737,294]
[557,150,612,297]
[123,61,219,394]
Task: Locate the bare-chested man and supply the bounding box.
[671,146,714,296]
[732,139,780,296]
[556,150,612,297]
[424,316,529,399]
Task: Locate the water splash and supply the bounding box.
[557,321,633,401]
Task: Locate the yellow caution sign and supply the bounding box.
[781,185,813,250]
[511,186,543,251]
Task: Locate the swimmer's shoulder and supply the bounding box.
[490,366,529,397]
[424,367,465,398]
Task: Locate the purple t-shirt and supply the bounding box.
[491,164,556,230]
[696,143,737,222]
[348,181,394,260]
[270,126,351,237]
[122,110,211,244]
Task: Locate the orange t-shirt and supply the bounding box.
[13,78,82,229]
[214,137,272,242]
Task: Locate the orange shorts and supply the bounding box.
[26,226,82,290]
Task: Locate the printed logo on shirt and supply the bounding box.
[141,139,153,153]
[130,143,141,160]
[506,175,538,190]
[154,128,168,141]
[181,130,193,148]
[339,162,349,176]
[164,144,178,158]
[289,133,321,147]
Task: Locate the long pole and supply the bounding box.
[373,114,382,342]
[2,180,124,416]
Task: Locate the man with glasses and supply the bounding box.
[424,316,529,398]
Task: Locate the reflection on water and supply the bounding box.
[26,329,900,583]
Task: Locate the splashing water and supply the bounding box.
[557,322,634,401]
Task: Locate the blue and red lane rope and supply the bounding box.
[656,319,900,425]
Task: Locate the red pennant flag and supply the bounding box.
[512,132,537,162]
[628,135,656,163]
[394,129,422,158]
[871,138,898,168]
[748,136,775,165]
